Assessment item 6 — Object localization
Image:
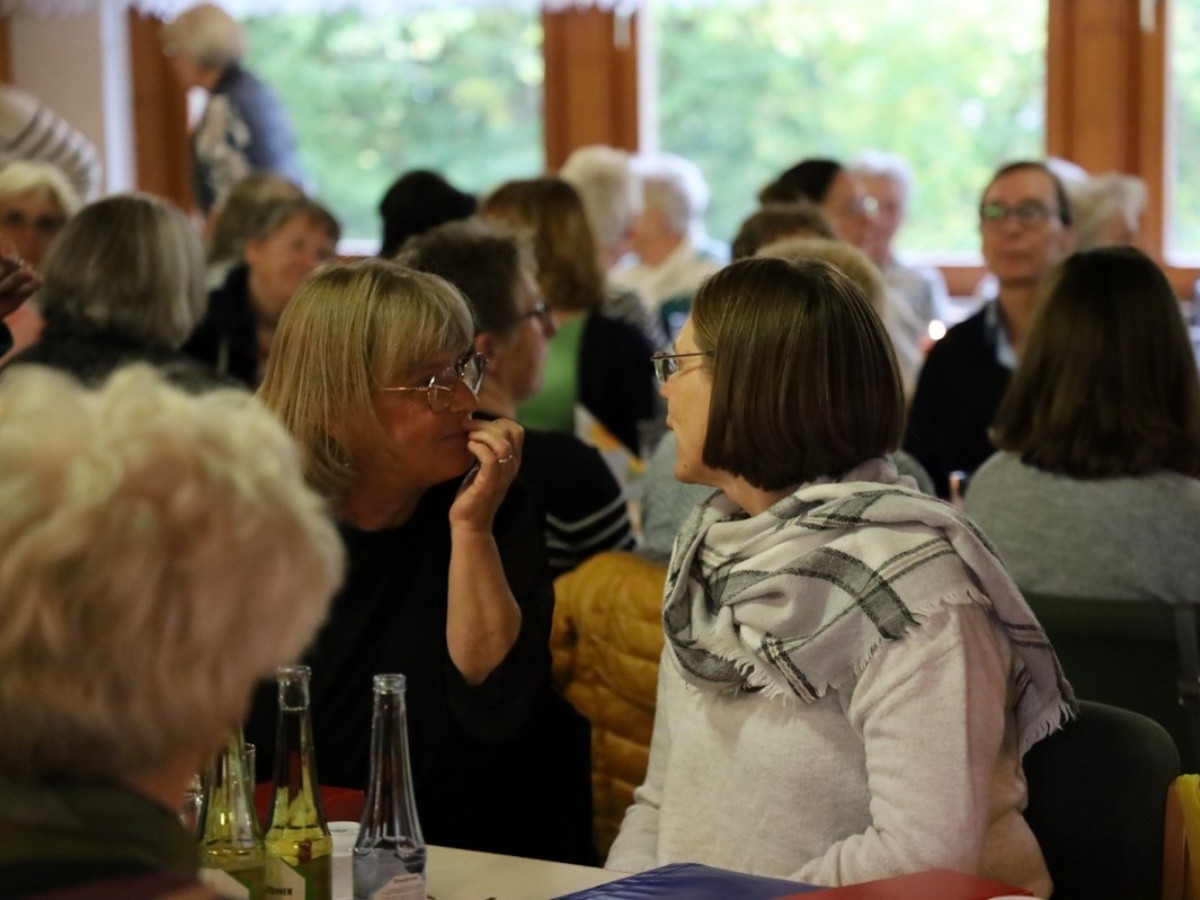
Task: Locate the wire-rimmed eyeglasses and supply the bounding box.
[377,351,487,413]
[514,302,556,337]
[651,350,714,384]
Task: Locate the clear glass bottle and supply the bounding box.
[353,674,426,900]
[264,665,333,900]
[196,729,265,899]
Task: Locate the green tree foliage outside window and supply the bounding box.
[653,0,1046,253]
[1172,2,1200,258]
[243,8,543,245]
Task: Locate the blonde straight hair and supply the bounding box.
[257,258,475,499]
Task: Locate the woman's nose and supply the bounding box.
[449,376,479,413]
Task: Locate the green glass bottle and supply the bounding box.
[264,665,333,899]
[197,729,265,899]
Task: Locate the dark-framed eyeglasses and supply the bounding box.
[515,302,556,336]
[651,350,714,384]
[377,351,487,413]
[979,200,1058,228]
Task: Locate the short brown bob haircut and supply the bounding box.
[991,246,1200,478]
[691,257,905,490]
[731,202,836,261]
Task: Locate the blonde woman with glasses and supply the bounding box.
[246,257,596,866]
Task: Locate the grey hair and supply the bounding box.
[1068,173,1147,251]
[851,150,915,204]
[634,153,710,237]
[39,193,206,348]
[0,160,82,216]
[161,2,247,69]
[559,144,641,254]
[0,364,342,781]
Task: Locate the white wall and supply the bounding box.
[9,4,136,193]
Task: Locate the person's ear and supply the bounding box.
[244,237,266,267]
[474,331,497,362]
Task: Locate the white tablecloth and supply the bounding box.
[329,822,621,900]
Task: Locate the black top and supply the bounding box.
[243,477,595,864]
[480,415,635,579]
[903,305,1012,498]
[0,777,200,898]
[0,316,234,392]
[181,263,259,388]
[578,311,658,456]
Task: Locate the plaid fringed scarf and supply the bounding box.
[663,457,1076,756]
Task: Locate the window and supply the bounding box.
[243,7,543,247]
[1170,0,1200,259]
[651,0,1047,254]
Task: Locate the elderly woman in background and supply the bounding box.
[608,258,1071,891]
[1,193,224,390]
[204,170,302,288]
[965,247,1200,603]
[245,258,595,864]
[0,365,342,897]
[0,160,82,361]
[184,195,338,386]
[398,218,636,577]
[0,159,79,270]
[1066,172,1146,251]
[161,2,303,214]
[480,177,658,456]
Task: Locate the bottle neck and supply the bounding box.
[269,671,328,829]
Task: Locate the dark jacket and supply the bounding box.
[181,263,259,388]
[577,311,658,456]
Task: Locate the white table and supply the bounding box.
[330,830,622,900]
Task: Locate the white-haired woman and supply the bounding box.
[161,2,303,214]
[0,365,343,897]
[245,258,596,865]
[0,159,80,362]
[2,193,226,390]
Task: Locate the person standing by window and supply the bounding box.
[161,2,305,215]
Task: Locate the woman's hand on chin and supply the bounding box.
[449,417,524,533]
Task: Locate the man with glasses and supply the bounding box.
[905,160,1075,498]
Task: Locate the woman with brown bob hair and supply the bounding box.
[480,177,657,455]
[965,246,1200,603]
[607,257,1071,891]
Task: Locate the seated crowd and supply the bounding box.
[0,13,1194,895]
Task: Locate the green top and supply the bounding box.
[0,775,199,894]
[516,311,584,435]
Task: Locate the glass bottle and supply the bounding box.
[196,729,265,898]
[353,674,426,900]
[264,665,333,899]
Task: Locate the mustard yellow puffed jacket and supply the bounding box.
[552,551,667,859]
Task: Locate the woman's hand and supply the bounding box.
[0,253,40,321]
[449,417,524,534]
[446,416,525,684]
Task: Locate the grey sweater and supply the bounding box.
[964,451,1200,604]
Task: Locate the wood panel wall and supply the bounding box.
[127,10,192,213]
[1047,0,1168,256]
[542,7,639,170]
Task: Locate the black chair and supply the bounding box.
[1023,700,1181,899]
[1023,590,1200,771]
